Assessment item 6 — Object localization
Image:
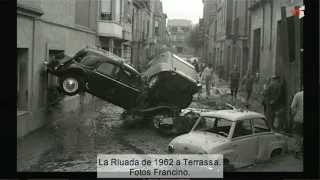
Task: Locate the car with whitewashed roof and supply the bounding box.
[168,109,287,171]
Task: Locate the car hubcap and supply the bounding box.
[62,78,78,93]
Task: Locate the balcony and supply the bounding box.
[122,22,132,41]
[97,20,123,39]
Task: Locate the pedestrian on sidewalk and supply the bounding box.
[290,88,303,159]
[241,71,255,104]
[264,76,282,129]
[229,66,240,103]
[201,63,214,99]
[262,77,271,114]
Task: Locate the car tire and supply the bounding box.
[60,74,84,96]
[223,159,235,172]
[270,148,282,159]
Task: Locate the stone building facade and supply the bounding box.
[167,19,194,58]
[17,0,98,138]
[202,0,218,64]
[249,0,304,128]
[96,0,133,63]
[131,0,152,71]
[205,0,234,79]
[151,0,168,56]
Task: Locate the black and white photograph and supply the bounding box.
[17,0,306,174]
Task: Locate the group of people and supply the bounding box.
[193,60,303,159]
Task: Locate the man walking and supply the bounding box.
[201,63,213,99]
[230,66,240,102]
[291,89,303,159]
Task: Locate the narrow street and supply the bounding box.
[26,81,302,172]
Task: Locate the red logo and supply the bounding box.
[290,7,300,17]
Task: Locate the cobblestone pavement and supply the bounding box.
[26,82,302,172]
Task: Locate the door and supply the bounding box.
[252,118,273,161]
[230,119,258,168]
[17,48,29,111]
[252,28,261,74]
[88,62,121,104]
[116,66,142,108]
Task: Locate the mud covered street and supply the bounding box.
[25,85,302,172]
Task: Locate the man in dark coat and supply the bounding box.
[242,72,255,103]
[230,66,240,102]
[264,76,282,128]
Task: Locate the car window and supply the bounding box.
[253,118,270,133]
[117,68,132,85]
[233,119,253,138]
[119,67,142,89]
[80,55,100,67]
[194,117,232,137]
[97,62,119,78]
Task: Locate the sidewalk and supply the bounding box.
[17,103,102,171]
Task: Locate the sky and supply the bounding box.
[161,0,203,25]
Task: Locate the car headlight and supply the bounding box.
[168,144,174,153]
[149,76,158,88]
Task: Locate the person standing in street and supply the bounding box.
[201,63,214,99]
[291,89,303,159]
[262,77,271,114]
[229,66,240,102]
[264,76,282,129]
[241,71,255,104]
[192,59,200,74]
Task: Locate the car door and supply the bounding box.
[115,66,142,109]
[87,61,121,103]
[252,118,274,161]
[229,119,259,168]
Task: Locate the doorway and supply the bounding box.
[17,48,29,111]
[252,28,261,74]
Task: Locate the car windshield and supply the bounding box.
[193,116,232,137]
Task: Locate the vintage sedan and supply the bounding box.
[143,51,201,109]
[168,109,287,170]
[47,47,144,109]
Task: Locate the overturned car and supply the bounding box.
[46,47,201,130]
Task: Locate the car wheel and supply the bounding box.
[270,148,282,159]
[223,159,234,172]
[60,74,84,96]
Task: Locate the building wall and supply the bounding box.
[249,0,303,80]
[17,0,97,138]
[167,19,193,56]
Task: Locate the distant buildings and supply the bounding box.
[17,0,170,138]
[202,0,303,83]
[202,0,304,128]
[167,19,194,57]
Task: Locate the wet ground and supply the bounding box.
[26,84,303,172]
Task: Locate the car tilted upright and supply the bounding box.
[47,47,144,110]
[168,109,288,171]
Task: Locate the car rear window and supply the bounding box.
[194,117,232,137]
[253,118,270,133]
[97,62,119,78]
[233,119,253,138]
